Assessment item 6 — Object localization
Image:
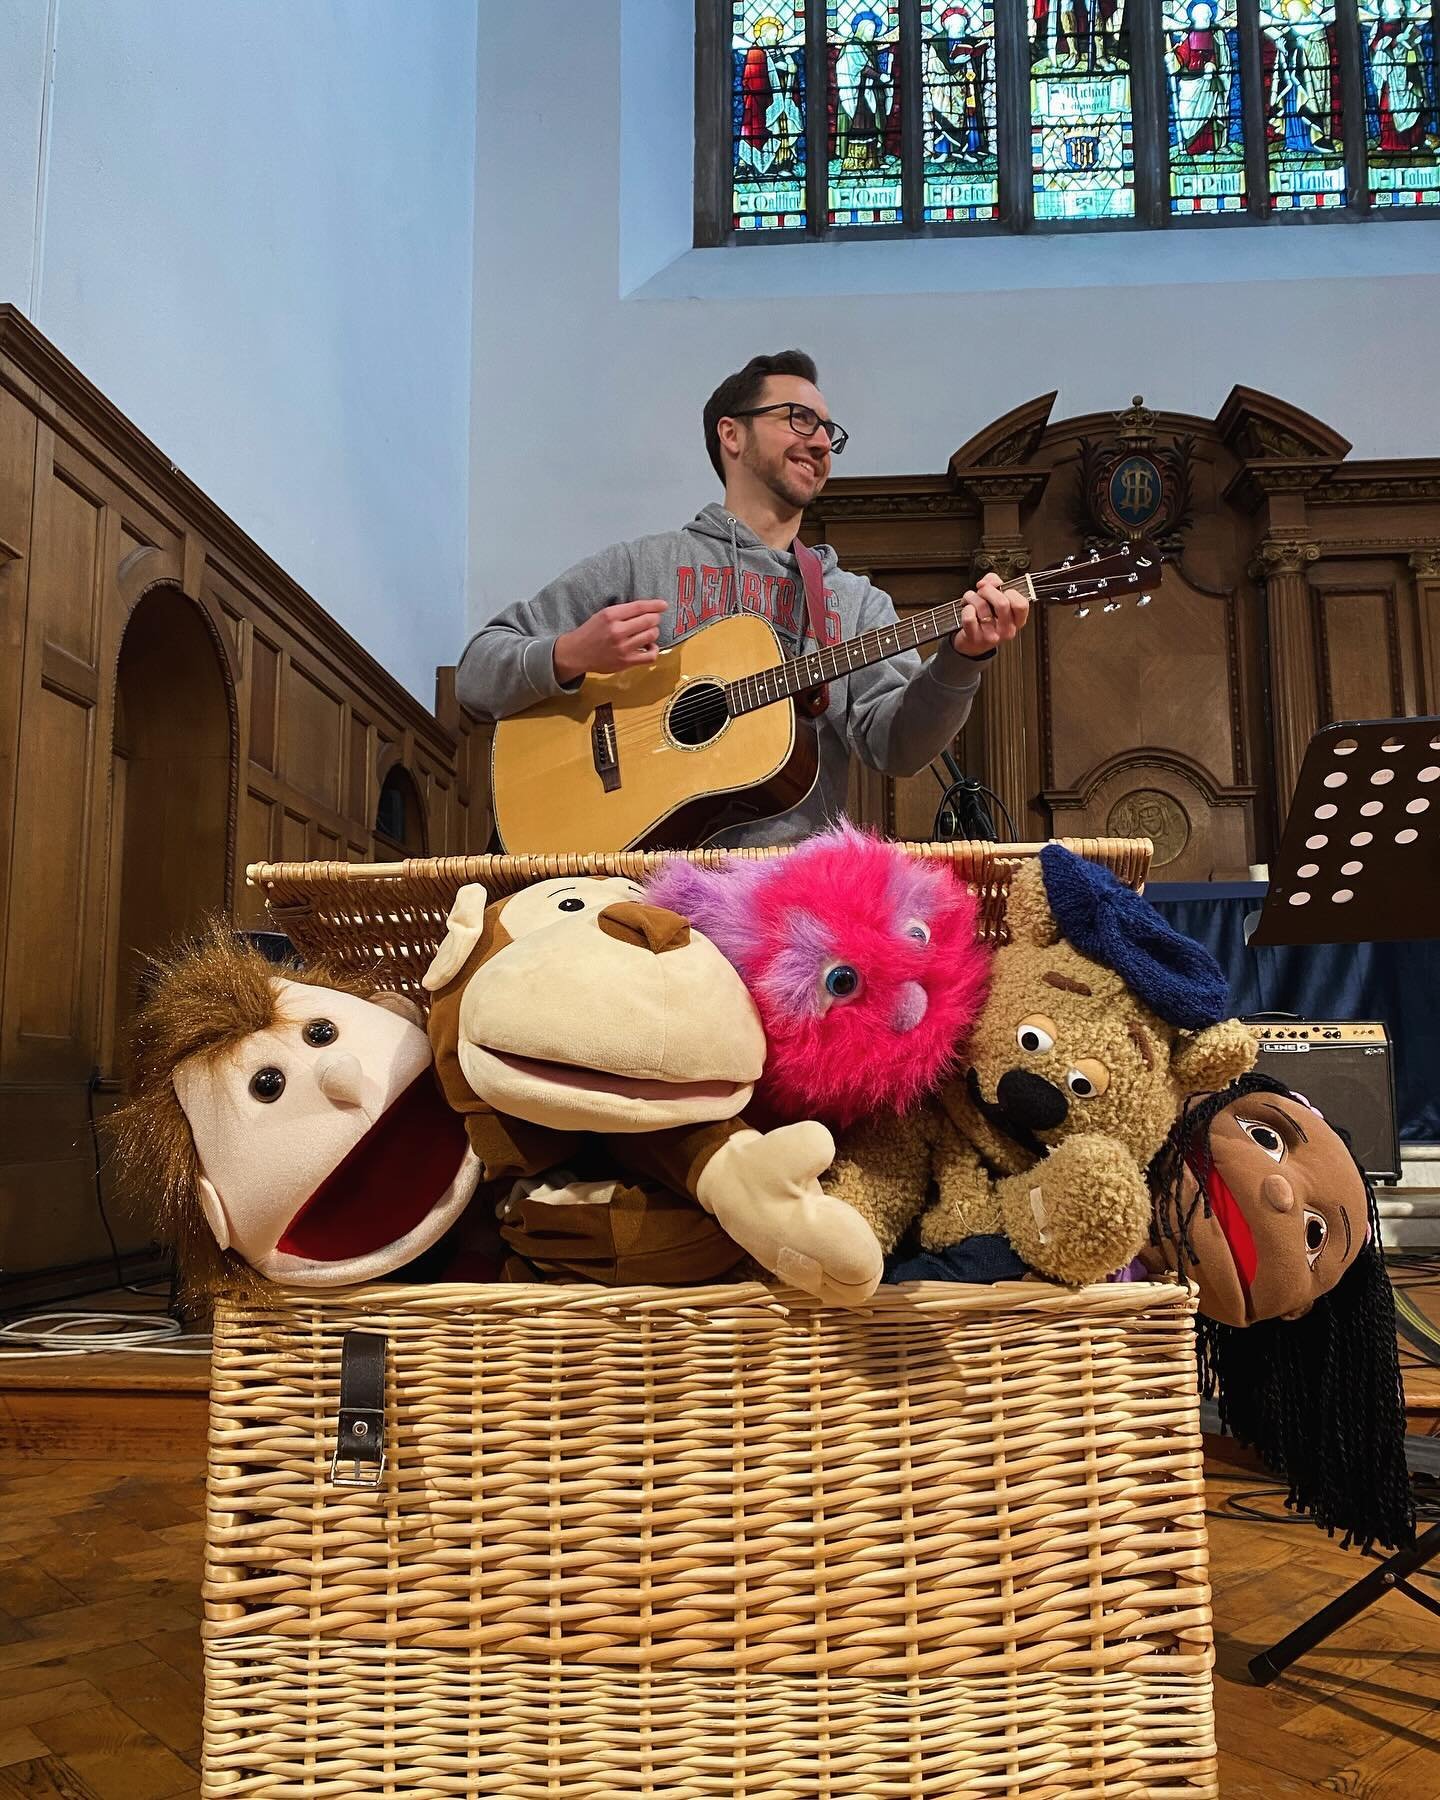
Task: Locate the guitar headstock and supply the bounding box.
[1031,539,1164,619]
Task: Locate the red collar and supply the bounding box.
[277,1068,470,1262]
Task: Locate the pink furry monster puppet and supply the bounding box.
[646,824,990,1131]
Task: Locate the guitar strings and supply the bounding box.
[598,562,1150,745]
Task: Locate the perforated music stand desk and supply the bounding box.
[1244,716,1440,1683]
[1248,716,1440,948]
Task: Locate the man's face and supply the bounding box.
[1169,1092,1367,1327]
[1193,4,1214,27]
[732,374,834,510]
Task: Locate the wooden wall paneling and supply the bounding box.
[4,426,105,1082]
[284,658,344,816]
[0,389,38,1037]
[1315,582,1404,724]
[249,633,280,772]
[1414,550,1440,714]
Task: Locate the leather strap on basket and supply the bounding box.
[792,537,831,720]
[330,1329,387,1489]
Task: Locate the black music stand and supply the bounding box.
[1243,715,1440,1683]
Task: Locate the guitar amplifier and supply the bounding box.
[1243,1020,1402,1183]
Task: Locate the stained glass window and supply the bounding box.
[1259,0,1347,207]
[827,1,903,225]
[920,2,1000,220]
[707,1,1440,240]
[1030,2,1136,221]
[1166,1,1248,210]
[1359,0,1440,206]
[733,0,808,230]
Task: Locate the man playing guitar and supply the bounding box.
[458,350,1029,847]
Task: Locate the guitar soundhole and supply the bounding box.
[666,681,730,750]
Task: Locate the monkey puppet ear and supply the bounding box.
[422,883,489,992]
[197,1175,232,1252]
[368,991,424,1027]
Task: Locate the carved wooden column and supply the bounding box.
[971,540,1032,839]
[948,393,1056,840]
[1412,549,1440,715]
[1251,536,1322,812]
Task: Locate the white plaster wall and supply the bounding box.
[0,0,476,704]
[470,0,1440,625]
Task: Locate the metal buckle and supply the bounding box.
[329,1444,386,1489]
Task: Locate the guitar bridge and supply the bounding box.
[591,702,621,793]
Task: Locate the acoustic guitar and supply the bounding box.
[490,541,1160,854]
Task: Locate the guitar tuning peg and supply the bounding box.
[1103,600,1120,613]
[1126,573,1138,584]
[1137,556,1153,568]
[1062,556,1074,568]
[1076,604,1091,619]
[1137,594,1152,607]
[1066,582,1078,596]
[1089,550,1100,562]
[1096,578,1108,590]
[1121,541,1131,553]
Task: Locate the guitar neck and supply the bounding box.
[724,576,1030,717]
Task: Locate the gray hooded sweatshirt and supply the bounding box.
[457,502,986,847]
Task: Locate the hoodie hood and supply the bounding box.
[687,501,842,576]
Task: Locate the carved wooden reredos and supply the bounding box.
[812,388,1440,881]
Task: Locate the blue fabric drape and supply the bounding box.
[1146,882,1440,1144]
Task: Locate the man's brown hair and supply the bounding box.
[703,349,819,481]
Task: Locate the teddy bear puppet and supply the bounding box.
[821,844,1259,1288]
[420,873,885,1305]
[1145,1072,1414,1553]
[111,922,492,1301]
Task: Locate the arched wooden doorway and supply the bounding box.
[106,586,235,1070]
[374,764,428,860]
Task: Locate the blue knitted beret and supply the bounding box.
[1038,844,1230,1031]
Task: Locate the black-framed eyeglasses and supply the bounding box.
[728,402,849,455]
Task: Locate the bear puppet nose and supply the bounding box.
[995,1068,1070,1131]
[597,902,691,956]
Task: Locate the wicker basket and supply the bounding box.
[200,839,1218,1799]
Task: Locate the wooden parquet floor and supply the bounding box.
[0,1455,1435,1797]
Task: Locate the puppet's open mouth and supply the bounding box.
[1187,1153,1259,1321]
[277,1070,470,1261]
[482,1047,742,1104]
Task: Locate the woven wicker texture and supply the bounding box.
[203,1281,1216,1799]
[245,838,1153,991]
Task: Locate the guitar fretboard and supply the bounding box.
[723,581,1025,717]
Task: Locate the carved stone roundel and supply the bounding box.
[1106,789,1191,867]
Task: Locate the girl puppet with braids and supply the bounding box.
[1143,1070,1414,1554]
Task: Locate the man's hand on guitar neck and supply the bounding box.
[951,571,1028,661]
[553,599,669,685]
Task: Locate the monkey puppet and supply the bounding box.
[112,924,488,1302]
[423,875,884,1306]
[1146,1072,1414,1553]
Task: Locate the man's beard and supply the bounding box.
[744,443,824,511]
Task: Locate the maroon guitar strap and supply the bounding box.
[791,537,832,719]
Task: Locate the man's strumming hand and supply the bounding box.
[553,599,669,684]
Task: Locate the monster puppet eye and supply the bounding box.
[823,963,861,1000]
[249,1067,286,1103]
[903,919,931,945]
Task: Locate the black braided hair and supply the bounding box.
[1149,1071,1415,1553]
